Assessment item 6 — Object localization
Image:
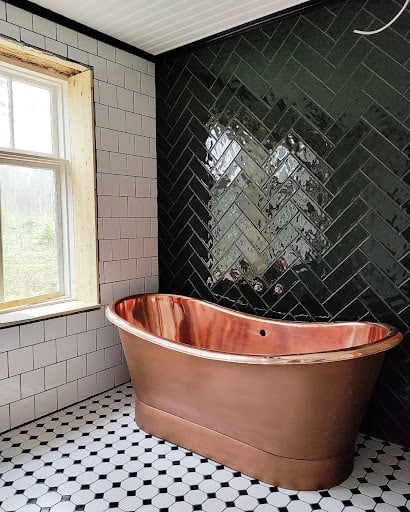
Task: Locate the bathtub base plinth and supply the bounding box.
[135,399,354,491]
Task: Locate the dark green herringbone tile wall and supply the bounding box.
[156,0,410,446]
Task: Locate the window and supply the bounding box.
[0,38,98,325]
[0,64,69,309]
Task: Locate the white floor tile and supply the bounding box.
[0,383,408,512]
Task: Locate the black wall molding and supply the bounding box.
[5,0,155,62]
[157,0,341,60]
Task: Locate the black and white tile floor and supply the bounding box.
[0,384,409,512]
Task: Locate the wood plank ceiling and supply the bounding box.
[31,0,308,55]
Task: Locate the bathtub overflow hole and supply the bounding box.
[259,329,267,337]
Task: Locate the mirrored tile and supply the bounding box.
[236,172,267,208]
[293,189,332,229]
[234,125,270,166]
[237,215,269,253]
[265,143,290,173]
[212,225,241,259]
[292,166,331,205]
[235,150,268,186]
[237,193,268,230]
[212,245,241,275]
[210,188,241,221]
[236,108,269,142]
[264,181,298,218]
[291,237,322,263]
[264,223,299,260]
[208,140,242,180]
[292,213,330,254]
[212,162,242,197]
[271,202,299,232]
[236,235,268,275]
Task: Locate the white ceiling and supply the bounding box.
[32,0,308,55]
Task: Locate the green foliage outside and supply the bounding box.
[2,208,59,302]
[0,165,60,304]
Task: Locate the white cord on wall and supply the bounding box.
[353,0,409,35]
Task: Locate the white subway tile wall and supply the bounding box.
[0,0,157,433]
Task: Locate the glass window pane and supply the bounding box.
[0,76,10,148]
[12,81,54,154]
[0,164,61,303]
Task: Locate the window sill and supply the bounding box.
[0,299,100,327]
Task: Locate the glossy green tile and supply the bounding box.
[362,238,408,286]
[262,17,299,60]
[304,6,336,32]
[361,211,408,259]
[325,146,370,194]
[364,75,410,122]
[235,60,270,98]
[291,281,330,318]
[326,0,361,39]
[291,88,334,131]
[327,38,372,92]
[241,27,271,53]
[324,224,369,268]
[326,120,370,168]
[293,16,335,56]
[361,183,410,232]
[363,0,410,37]
[293,118,333,157]
[365,19,410,65]
[360,262,409,312]
[235,37,270,75]
[292,166,331,206]
[326,8,373,66]
[293,189,331,230]
[324,249,368,292]
[324,198,368,243]
[157,0,410,447]
[293,41,335,82]
[263,33,300,83]
[363,104,409,151]
[295,265,331,303]
[362,131,409,177]
[325,171,369,218]
[326,65,372,119]
[324,277,367,316]
[364,48,408,93]
[209,38,238,75]
[235,84,270,121]
[187,54,216,89]
[194,46,217,68]
[235,151,267,186]
[237,214,269,253]
[292,213,330,254]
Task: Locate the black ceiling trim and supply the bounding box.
[5,0,155,62]
[157,0,341,60]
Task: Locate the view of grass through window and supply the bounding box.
[0,165,60,303]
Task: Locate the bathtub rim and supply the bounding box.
[106,293,402,365]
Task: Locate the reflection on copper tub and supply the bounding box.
[106,294,402,490]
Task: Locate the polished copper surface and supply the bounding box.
[106,294,403,490]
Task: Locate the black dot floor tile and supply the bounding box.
[0,383,409,512]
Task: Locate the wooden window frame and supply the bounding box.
[0,38,99,326]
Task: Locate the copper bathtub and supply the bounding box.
[106,293,402,490]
